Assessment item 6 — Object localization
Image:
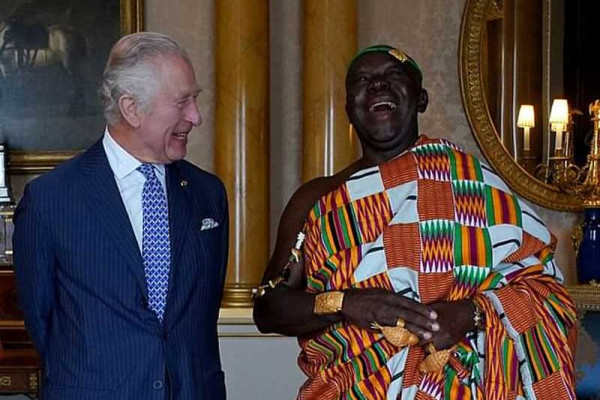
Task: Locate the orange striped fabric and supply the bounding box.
[297,136,576,400]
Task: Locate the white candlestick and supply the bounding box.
[523,127,531,152]
[555,126,563,152]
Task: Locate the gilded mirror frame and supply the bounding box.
[459,0,582,211]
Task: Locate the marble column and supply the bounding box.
[215,0,269,307]
[303,0,358,182]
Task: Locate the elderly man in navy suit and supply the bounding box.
[13,32,229,400]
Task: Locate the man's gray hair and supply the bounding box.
[99,32,190,125]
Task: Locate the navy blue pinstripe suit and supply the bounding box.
[13,139,228,400]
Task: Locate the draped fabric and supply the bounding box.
[297,136,576,400]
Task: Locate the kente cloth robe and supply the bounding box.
[297,136,577,400]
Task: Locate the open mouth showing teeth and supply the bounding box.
[369,101,397,113]
[174,132,188,138]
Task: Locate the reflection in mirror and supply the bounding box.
[482,0,600,188]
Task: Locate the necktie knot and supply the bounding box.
[137,163,157,182]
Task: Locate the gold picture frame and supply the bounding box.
[3,0,145,175]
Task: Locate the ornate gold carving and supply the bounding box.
[0,376,12,387]
[28,372,38,392]
[486,0,503,20]
[568,284,600,311]
[579,101,600,207]
[371,319,419,347]
[572,224,583,257]
[419,343,455,373]
[388,49,409,62]
[460,0,582,211]
[313,291,345,315]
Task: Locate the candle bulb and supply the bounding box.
[517,105,535,153]
[549,99,569,155]
[554,124,564,152]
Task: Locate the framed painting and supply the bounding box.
[569,284,600,399]
[0,0,144,173]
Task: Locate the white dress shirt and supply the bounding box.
[102,128,167,252]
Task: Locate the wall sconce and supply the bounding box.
[549,99,569,155]
[535,99,580,187]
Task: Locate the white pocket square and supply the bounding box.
[200,218,219,231]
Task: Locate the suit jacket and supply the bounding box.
[13,139,229,400]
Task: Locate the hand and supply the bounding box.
[341,288,439,340]
[425,300,475,350]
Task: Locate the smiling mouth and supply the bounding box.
[174,132,189,139]
[369,101,397,113]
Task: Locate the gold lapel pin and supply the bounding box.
[180,179,188,187]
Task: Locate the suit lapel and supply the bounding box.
[166,163,192,272]
[77,140,148,297]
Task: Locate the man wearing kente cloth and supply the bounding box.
[253,45,576,400]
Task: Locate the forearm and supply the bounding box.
[253,285,342,336]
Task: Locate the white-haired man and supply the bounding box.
[13,32,229,400]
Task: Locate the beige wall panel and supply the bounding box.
[146,0,216,172]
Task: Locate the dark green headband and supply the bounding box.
[348,45,423,84]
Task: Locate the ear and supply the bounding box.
[417,89,429,113]
[118,94,142,128]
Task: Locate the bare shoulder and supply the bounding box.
[262,160,365,283]
[280,165,360,233]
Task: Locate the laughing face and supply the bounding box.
[345,51,428,158]
[135,55,202,163]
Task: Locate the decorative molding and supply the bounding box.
[121,0,145,34]
[221,284,255,308]
[8,151,77,174]
[568,284,600,311]
[459,0,582,211]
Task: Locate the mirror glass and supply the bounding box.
[461,0,600,210]
[483,0,599,180]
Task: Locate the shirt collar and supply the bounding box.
[102,127,166,180]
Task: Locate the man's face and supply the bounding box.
[136,55,202,163]
[345,52,426,150]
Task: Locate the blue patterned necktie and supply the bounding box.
[137,163,171,323]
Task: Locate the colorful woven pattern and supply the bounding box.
[298,136,576,400]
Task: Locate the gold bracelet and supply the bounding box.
[473,300,484,330]
[314,291,345,315]
[252,232,306,299]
